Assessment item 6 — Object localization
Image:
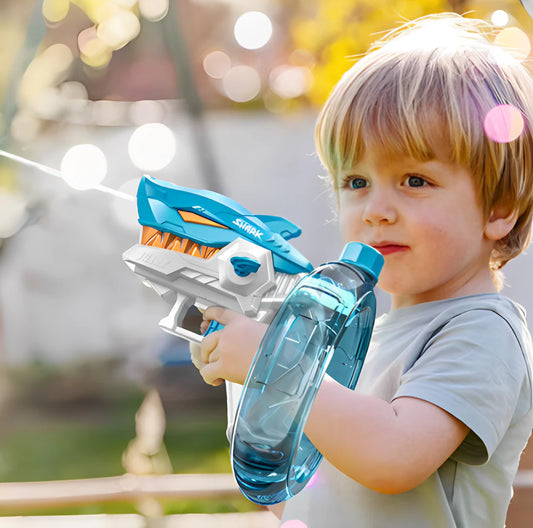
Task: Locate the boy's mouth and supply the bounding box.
[370,243,409,256]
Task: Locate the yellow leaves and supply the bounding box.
[69,0,142,67]
[71,0,116,24]
[291,19,328,54]
[289,0,457,105]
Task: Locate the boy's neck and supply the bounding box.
[390,269,498,310]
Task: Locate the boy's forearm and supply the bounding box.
[305,376,468,494]
[305,377,411,493]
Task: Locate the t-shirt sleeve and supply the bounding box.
[393,308,527,465]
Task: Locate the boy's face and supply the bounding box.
[337,143,497,309]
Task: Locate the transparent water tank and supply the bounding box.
[231,242,384,504]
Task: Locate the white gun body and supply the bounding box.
[123,237,304,343]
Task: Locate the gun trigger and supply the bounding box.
[204,320,225,336]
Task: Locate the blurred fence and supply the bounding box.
[0,469,531,527]
[0,473,279,527]
[0,473,240,509]
[0,512,278,528]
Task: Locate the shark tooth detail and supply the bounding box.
[140,225,221,260]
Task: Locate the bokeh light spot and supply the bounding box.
[269,65,313,99]
[491,10,509,27]
[234,11,273,50]
[78,26,98,53]
[139,0,169,22]
[96,10,141,50]
[128,123,176,172]
[34,87,62,120]
[494,27,531,60]
[129,100,166,125]
[223,65,261,103]
[203,50,231,79]
[91,100,128,126]
[289,49,316,68]
[78,27,112,68]
[59,81,89,101]
[114,0,137,7]
[42,0,70,23]
[19,44,73,106]
[281,520,308,528]
[483,104,525,143]
[10,112,42,144]
[60,144,108,190]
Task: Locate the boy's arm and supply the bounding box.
[306,377,469,494]
[197,307,469,495]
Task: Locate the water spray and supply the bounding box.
[0,147,135,202]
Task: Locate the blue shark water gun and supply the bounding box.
[123,176,383,506]
[122,176,313,343]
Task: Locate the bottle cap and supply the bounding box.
[340,242,384,280]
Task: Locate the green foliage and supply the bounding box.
[0,361,257,516]
[0,415,256,516]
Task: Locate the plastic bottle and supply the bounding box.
[230,242,384,505]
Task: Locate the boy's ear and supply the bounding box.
[484,204,518,241]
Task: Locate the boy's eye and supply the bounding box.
[350,178,367,189]
[406,175,427,187]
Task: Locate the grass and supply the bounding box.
[0,360,259,516]
[0,415,232,481]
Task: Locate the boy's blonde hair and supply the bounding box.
[316,13,533,287]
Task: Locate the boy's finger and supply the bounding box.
[200,331,219,364]
[203,306,238,325]
[200,362,224,386]
[189,342,206,370]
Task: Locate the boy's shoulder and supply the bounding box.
[380,293,527,336]
[427,294,530,362]
[373,293,532,393]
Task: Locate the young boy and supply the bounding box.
[192,13,533,527]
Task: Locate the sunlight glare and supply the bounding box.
[60,144,108,190]
[234,11,273,50]
[128,123,176,172]
[491,10,509,27]
[494,27,531,59]
[139,0,169,22]
[42,0,70,23]
[203,50,231,79]
[483,104,525,143]
[223,65,261,102]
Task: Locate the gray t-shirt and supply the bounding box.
[281,294,533,528]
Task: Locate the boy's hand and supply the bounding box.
[196,307,267,386]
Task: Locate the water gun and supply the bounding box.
[123,176,383,505]
[122,176,314,343]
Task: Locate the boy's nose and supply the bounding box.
[362,189,398,225]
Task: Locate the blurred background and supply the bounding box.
[0,0,532,526]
